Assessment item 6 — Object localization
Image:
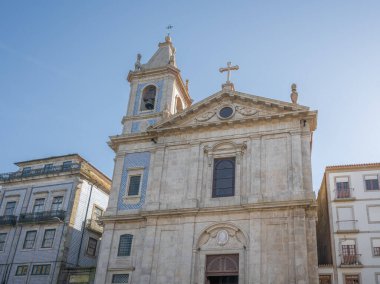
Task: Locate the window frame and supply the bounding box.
[117,234,133,257]
[31,264,51,276]
[112,273,129,283]
[41,229,56,248]
[51,196,64,211]
[0,233,7,251]
[33,198,45,214]
[23,230,37,250]
[86,237,98,257]
[371,238,380,257]
[124,168,144,201]
[343,273,361,284]
[62,161,72,170]
[364,174,380,191]
[212,157,236,198]
[367,205,380,223]
[15,265,28,276]
[4,201,16,216]
[91,205,104,221]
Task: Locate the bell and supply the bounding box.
[144,98,155,110]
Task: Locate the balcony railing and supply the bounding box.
[18,210,66,224]
[336,220,358,232]
[86,219,103,234]
[0,215,17,226]
[340,254,362,266]
[335,187,354,200]
[0,163,81,182]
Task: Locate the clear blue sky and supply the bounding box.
[1,1,379,190]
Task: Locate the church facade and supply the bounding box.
[95,36,319,284]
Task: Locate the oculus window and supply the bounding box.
[213,157,235,198]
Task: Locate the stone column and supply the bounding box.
[145,146,165,211]
[94,222,115,284]
[293,208,309,284]
[139,217,158,284]
[106,153,125,216]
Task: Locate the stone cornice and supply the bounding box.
[101,199,317,222]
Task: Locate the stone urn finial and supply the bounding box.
[291,83,298,104]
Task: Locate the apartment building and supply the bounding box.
[0,154,111,284]
[317,163,380,284]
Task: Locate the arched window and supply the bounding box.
[140,85,156,111]
[212,157,235,197]
[118,234,133,256]
[175,96,183,113]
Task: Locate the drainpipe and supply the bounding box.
[76,183,94,266]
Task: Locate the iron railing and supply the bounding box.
[0,163,81,182]
[0,215,17,226]
[340,254,361,266]
[335,187,354,199]
[336,220,358,232]
[18,210,66,224]
[86,219,103,234]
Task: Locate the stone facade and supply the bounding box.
[317,163,380,284]
[95,37,319,284]
[0,154,111,284]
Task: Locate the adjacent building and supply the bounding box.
[0,154,111,284]
[95,36,319,284]
[317,163,380,284]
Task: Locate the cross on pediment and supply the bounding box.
[219,62,239,84]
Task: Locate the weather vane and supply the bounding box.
[166,24,173,36]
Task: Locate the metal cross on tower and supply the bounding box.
[219,62,239,84]
[166,25,173,36]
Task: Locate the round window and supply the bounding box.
[219,106,234,119]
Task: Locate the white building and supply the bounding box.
[317,163,380,284]
[95,36,319,284]
[0,154,111,284]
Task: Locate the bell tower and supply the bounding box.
[122,36,192,134]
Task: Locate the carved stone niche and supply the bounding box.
[203,141,247,166]
[196,223,248,250]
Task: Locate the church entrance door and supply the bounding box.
[205,254,239,284]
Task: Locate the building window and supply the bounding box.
[41,229,56,248]
[33,198,45,213]
[372,239,380,256]
[0,233,7,251]
[15,265,28,276]
[112,274,129,283]
[118,234,133,256]
[92,206,103,221]
[23,231,37,249]
[62,161,72,170]
[140,85,156,111]
[31,264,51,275]
[87,237,98,256]
[365,175,379,190]
[4,201,16,215]
[44,163,53,172]
[319,274,332,284]
[128,175,141,196]
[341,240,359,265]
[344,274,360,284]
[51,196,63,211]
[22,167,31,176]
[336,177,350,198]
[212,157,235,198]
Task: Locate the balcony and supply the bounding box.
[0,163,81,182]
[340,254,362,267]
[336,220,359,233]
[18,210,66,224]
[334,187,355,201]
[86,219,103,234]
[0,215,17,226]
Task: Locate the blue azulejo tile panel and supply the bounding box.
[118,152,151,210]
[133,80,164,115]
[131,121,140,133]
[147,119,157,126]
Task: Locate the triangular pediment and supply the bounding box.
[149,90,315,132]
